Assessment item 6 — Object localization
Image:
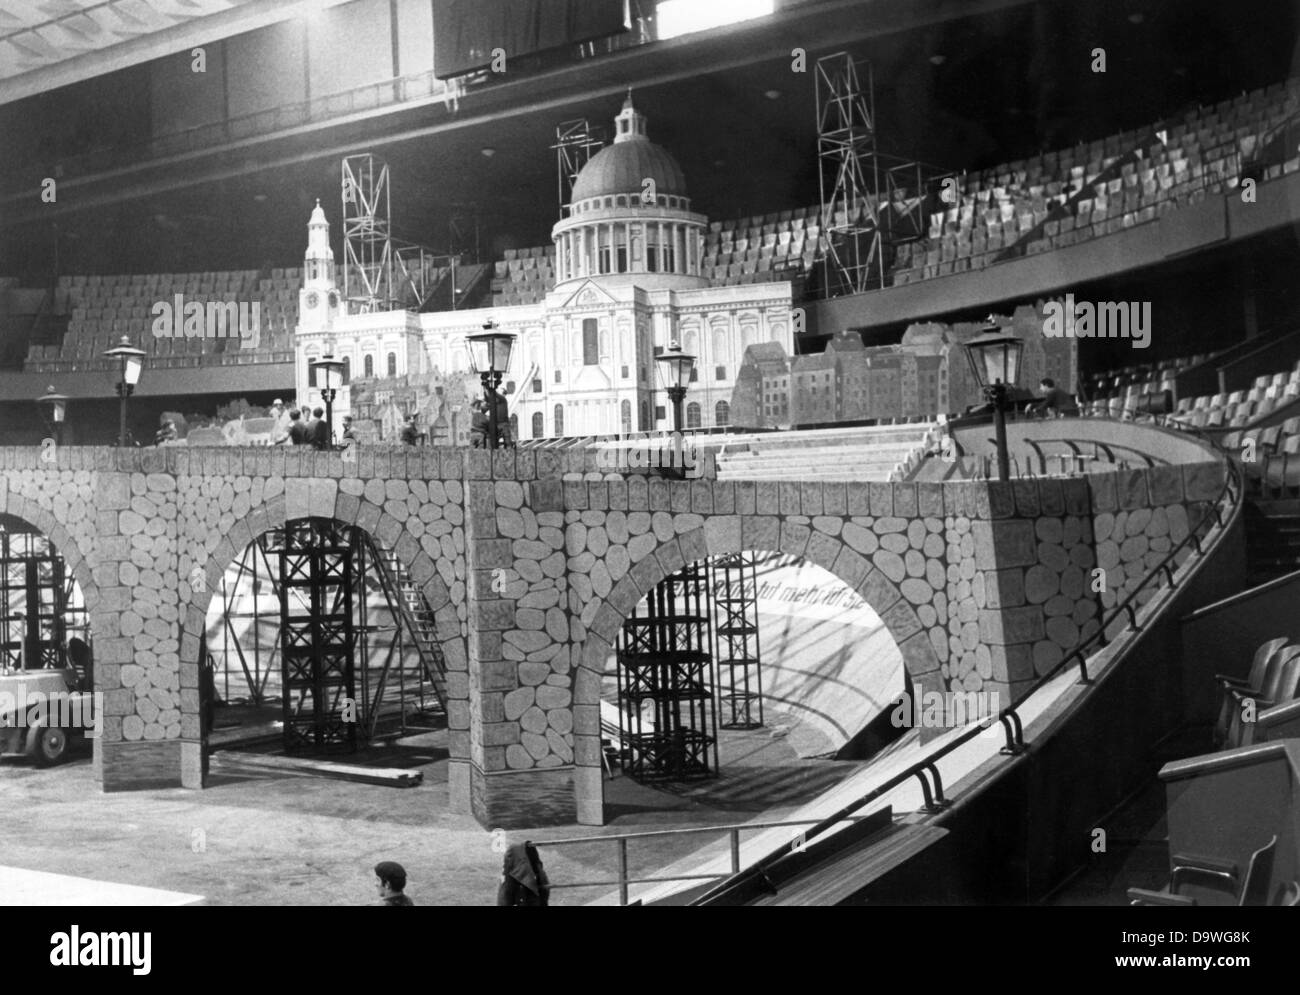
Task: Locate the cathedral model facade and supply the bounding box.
[294,96,796,439]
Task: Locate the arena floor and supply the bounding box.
[0,715,864,906]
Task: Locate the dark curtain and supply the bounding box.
[433,0,627,79]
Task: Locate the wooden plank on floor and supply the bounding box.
[209,751,423,787]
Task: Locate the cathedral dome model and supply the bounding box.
[552,95,708,289]
[569,98,688,202]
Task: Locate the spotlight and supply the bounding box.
[763,89,782,100]
[481,147,496,158]
[929,54,946,66]
[1128,12,1145,24]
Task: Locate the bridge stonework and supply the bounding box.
[0,446,1224,826]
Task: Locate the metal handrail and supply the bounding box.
[536,815,880,907]
[689,411,1241,906]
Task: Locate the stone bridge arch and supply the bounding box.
[569,511,944,823]
[177,475,472,773]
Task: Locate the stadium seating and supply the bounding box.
[893,78,1300,287]
[26,268,297,373]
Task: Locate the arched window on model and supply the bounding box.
[640,401,648,431]
[582,319,598,365]
[387,352,397,377]
[686,402,701,429]
[554,404,565,437]
[364,354,374,378]
[621,399,632,435]
[532,411,544,439]
[341,357,351,384]
[715,400,730,427]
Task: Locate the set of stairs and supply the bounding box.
[1244,498,1300,586]
[715,426,934,482]
[363,538,449,715]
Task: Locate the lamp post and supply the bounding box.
[467,320,516,450]
[308,353,346,448]
[656,342,696,433]
[963,320,1024,482]
[103,337,146,448]
[37,386,69,447]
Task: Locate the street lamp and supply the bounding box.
[656,341,696,432]
[37,386,69,447]
[308,353,346,448]
[963,319,1024,482]
[467,320,516,450]
[103,336,146,448]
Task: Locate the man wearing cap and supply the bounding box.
[270,399,291,445]
[372,861,414,906]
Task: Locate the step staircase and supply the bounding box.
[357,534,449,724]
[715,426,934,482]
[1244,498,1300,586]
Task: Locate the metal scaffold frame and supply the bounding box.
[208,519,447,754]
[615,561,719,782]
[815,52,949,297]
[341,153,396,313]
[711,553,763,729]
[552,118,604,216]
[0,527,86,671]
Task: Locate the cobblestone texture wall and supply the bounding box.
[0,446,1224,826]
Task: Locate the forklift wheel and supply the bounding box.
[34,727,69,767]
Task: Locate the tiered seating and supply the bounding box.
[26,268,297,373]
[1126,635,1300,907]
[1170,359,1300,429]
[700,206,827,287]
[491,246,556,306]
[894,77,1300,285]
[1080,354,1209,418]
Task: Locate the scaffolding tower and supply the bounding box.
[0,527,87,672]
[208,518,447,754]
[711,553,763,729]
[552,119,604,215]
[815,52,946,297]
[341,153,396,313]
[615,561,719,781]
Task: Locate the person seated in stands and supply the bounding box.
[1026,378,1079,418]
[469,399,489,448]
[288,408,309,445]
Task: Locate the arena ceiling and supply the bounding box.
[0,0,354,105]
[1,0,1297,279]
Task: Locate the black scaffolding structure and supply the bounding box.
[615,561,719,781]
[0,525,87,672]
[208,518,446,754]
[711,553,764,729]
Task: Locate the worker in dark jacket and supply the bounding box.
[1026,377,1079,417]
[497,841,550,906]
[372,861,414,906]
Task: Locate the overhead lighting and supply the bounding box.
[1128,12,1145,24]
[764,89,782,100]
[929,54,946,66]
[253,193,267,202]
[657,0,775,40]
[480,147,496,158]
